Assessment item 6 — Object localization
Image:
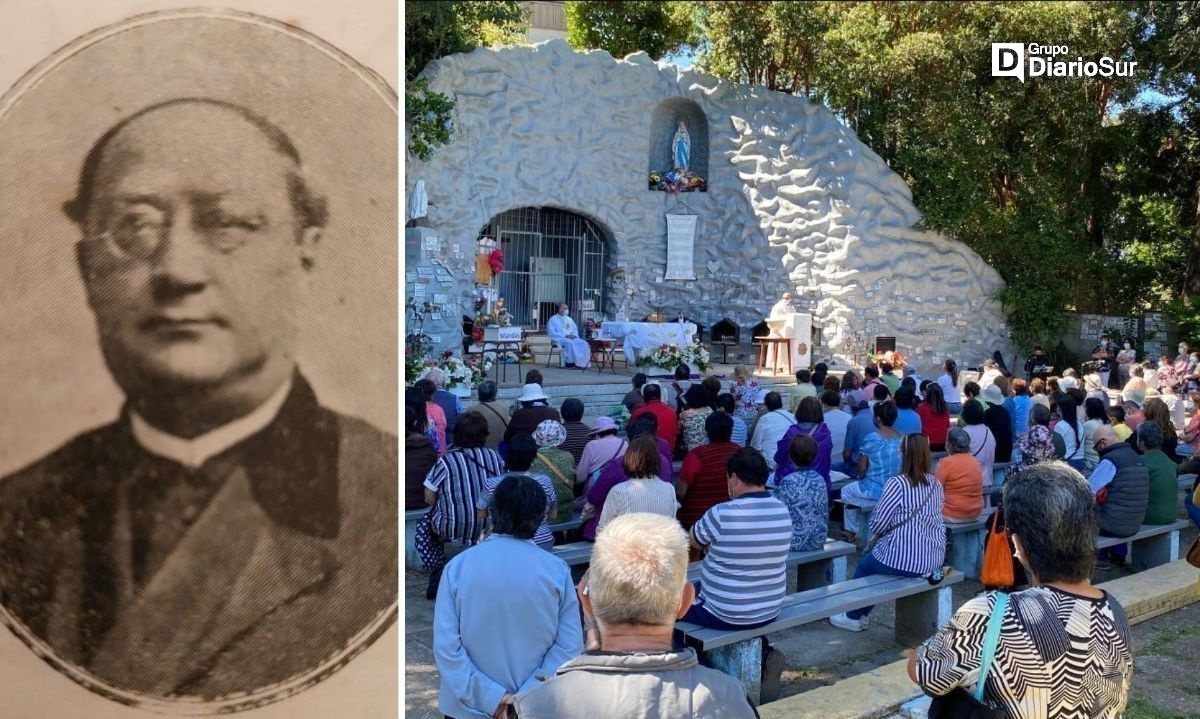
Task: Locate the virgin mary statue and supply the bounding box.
[672,119,691,172]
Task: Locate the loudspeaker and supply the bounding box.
[875,336,896,353]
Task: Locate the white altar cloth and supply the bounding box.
[597,321,697,366]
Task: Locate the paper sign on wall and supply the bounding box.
[664,213,698,280]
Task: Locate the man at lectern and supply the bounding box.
[763,292,795,372]
[770,291,794,321]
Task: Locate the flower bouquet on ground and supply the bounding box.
[636,340,711,373]
[434,351,491,392]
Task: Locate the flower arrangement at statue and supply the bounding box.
[649,169,706,194]
[867,349,907,370]
[488,248,504,275]
[636,340,711,373]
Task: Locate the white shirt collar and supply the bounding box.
[130,377,294,469]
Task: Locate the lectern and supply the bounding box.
[763,313,813,373]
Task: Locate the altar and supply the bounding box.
[597,321,696,365]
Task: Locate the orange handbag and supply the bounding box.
[981,513,1016,588]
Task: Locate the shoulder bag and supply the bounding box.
[539,452,574,495]
[980,513,1016,588]
[926,592,1009,719]
[475,402,509,430]
[865,481,936,554]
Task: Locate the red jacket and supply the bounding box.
[630,400,679,451]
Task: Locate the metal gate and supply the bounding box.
[485,207,607,331]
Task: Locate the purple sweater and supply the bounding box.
[774,422,833,490]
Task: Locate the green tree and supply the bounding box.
[404,1,528,160]
[405,1,528,80]
[691,1,1155,349]
[565,1,692,60]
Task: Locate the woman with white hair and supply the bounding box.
[513,513,758,718]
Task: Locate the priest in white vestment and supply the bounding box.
[765,292,794,371]
[770,291,795,321]
[547,303,591,369]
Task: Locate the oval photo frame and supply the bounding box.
[0,7,397,715]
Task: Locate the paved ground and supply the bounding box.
[404,522,1198,718]
[1124,600,1200,719]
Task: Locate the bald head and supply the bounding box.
[65,98,325,232]
[70,99,328,435]
[1092,425,1119,452]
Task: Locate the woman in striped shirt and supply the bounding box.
[831,433,945,632]
[417,412,505,598]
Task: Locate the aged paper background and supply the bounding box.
[0,1,399,717]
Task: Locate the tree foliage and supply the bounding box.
[681,1,1196,349]
[405,1,528,80]
[564,1,692,60]
[404,1,528,160]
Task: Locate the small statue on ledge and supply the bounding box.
[672,118,691,172]
[494,296,510,327]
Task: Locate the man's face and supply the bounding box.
[77,105,311,394]
[559,305,569,315]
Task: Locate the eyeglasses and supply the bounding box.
[93,209,267,262]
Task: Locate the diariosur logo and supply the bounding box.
[991,43,1137,82]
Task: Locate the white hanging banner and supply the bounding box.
[664,213,697,280]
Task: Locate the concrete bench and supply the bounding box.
[555,539,856,594]
[548,516,583,533]
[550,541,594,566]
[837,497,876,551]
[842,483,1005,552]
[687,539,856,593]
[1095,520,1191,571]
[407,509,581,570]
[676,571,964,705]
[991,461,1014,486]
[944,508,997,580]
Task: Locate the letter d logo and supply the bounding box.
[991,43,1024,81]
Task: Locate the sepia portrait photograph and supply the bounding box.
[0,2,398,716]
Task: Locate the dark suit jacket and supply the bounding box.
[0,375,397,700]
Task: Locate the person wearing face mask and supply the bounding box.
[546,303,591,369]
[1172,343,1195,392]
[1186,352,1200,393]
[1091,335,1115,389]
[1115,338,1137,387]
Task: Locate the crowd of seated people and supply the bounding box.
[409,343,1200,717]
